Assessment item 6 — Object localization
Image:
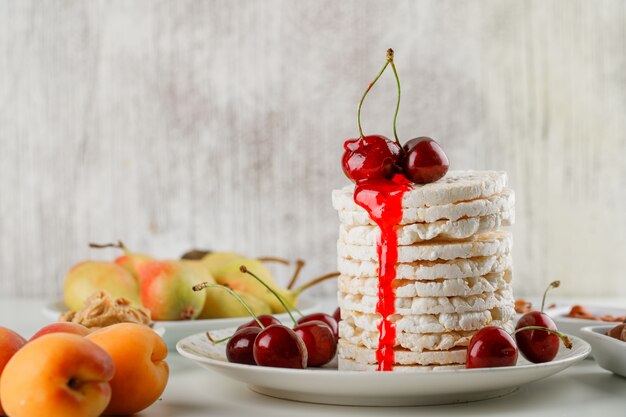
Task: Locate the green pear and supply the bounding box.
[64,261,142,311]
[211,258,289,313]
[201,252,244,276]
[199,288,271,319]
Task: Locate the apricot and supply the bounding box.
[0,327,27,416]
[87,323,168,415]
[29,322,91,341]
[0,333,114,417]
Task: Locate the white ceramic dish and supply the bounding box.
[552,305,626,340]
[176,327,591,406]
[580,325,626,377]
[43,296,322,350]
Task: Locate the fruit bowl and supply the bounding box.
[176,327,591,406]
[42,296,322,350]
[580,325,626,377]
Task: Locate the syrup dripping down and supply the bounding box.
[354,174,411,371]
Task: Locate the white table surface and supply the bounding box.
[1,297,625,416]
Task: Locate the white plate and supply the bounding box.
[42,296,322,350]
[176,327,591,406]
[580,325,626,377]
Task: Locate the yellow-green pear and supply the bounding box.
[199,288,271,319]
[201,252,245,276]
[212,258,288,313]
[64,261,142,311]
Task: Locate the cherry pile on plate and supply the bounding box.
[466,281,573,368]
[225,309,341,369]
[341,49,449,185]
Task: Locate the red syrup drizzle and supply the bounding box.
[354,174,411,371]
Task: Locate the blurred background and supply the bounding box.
[0,0,624,299]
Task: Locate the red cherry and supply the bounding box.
[514,280,568,363]
[293,320,337,367]
[342,135,401,183]
[253,324,307,369]
[402,137,449,184]
[515,311,560,363]
[226,327,261,365]
[236,314,281,332]
[332,307,341,323]
[297,313,339,341]
[466,326,518,368]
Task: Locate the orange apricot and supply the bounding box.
[87,323,169,415]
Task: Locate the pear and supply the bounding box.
[89,241,152,283]
[183,257,274,319]
[64,261,142,311]
[239,266,341,314]
[201,252,244,275]
[199,288,271,319]
[211,258,288,313]
[138,260,207,321]
[115,253,152,282]
[179,259,215,282]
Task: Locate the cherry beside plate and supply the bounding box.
[176,327,591,406]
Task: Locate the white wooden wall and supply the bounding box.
[1,1,625,298]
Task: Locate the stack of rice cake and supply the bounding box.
[332,171,515,371]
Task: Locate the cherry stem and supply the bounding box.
[206,332,231,344]
[256,257,291,265]
[513,325,573,349]
[388,49,402,148]
[287,259,306,290]
[293,272,341,295]
[357,49,393,139]
[541,280,560,313]
[239,265,300,324]
[192,282,265,329]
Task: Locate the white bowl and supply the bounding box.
[43,296,323,350]
[580,325,626,377]
[552,305,626,340]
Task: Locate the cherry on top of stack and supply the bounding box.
[333,49,516,371]
[332,171,516,371]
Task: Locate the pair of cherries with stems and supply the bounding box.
[467,281,572,368]
[193,266,338,369]
[342,48,449,185]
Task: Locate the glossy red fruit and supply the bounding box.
[466,326,518,368]
[297,313,339,341]
[253,325,307,369]
[332,307,341,323]
[226,327,261,365]
[402,137,449,184]
[236,315,281,332]
[293,320,337,367]
[515,312,559,363]
[342,135,401,183]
